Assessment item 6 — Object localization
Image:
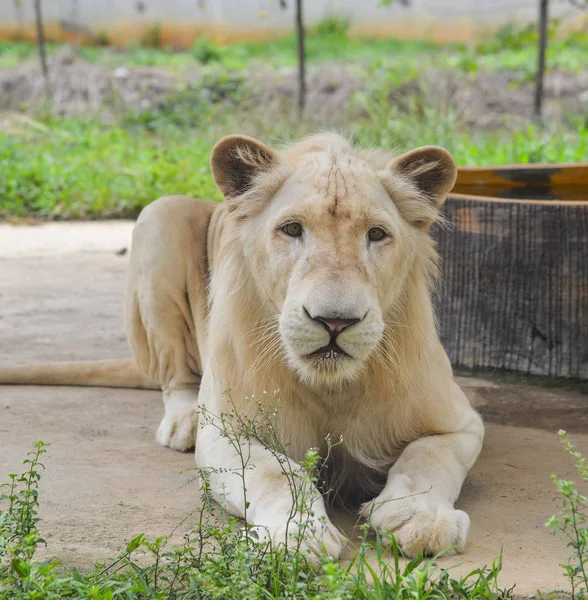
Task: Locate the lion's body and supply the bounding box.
[124,193,464,505]
[0,133,484,558]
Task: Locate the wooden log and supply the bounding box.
[432,195,588,380]
[453,164,588,202]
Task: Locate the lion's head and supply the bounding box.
[210,134,456,386]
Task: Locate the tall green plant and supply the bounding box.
[0,429,510,599]
[546,430,588,599]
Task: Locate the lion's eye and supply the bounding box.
[282,222,303,237]
[367,227,387,242]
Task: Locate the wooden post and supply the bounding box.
[533,0,549,122]
[295,0,306,116]
[34,0,50,99]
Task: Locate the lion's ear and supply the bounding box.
[390,146,457,206]
[385,146,457,229]
[211,135,280,198]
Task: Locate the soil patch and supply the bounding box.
[1,46,586,127]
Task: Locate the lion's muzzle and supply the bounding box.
[302,308,362,358]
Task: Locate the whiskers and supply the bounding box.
[237,312,410,392]
[370,323,404,382]
[239,315,286,387]
[369,313,422,393]
[243,315,280,346]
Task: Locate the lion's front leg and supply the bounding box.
[195,381,345,559]
[360,392,484,557]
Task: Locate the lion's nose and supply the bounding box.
[304,308,361,337]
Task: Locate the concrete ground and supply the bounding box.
[1,221,587,594]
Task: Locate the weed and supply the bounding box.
[314,15,351,38]
[94,30,111,47]
[190,37,222,65]
[0,435,512,599]
[0,441,51,595]
[140,23,162,49]
[0,23,586,72]
[546,430,588,599]
[0,30,587,220]
[475,19,562,55]
[0,117,221,219]
[1,113,586,220]
[463,20,588,75]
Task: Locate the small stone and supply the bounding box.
[113,67,129,79]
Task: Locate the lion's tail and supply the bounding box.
[0,359,160,390]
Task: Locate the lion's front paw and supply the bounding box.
[252,513,346,561]
[360,476,470,557]
[157,389,198,451]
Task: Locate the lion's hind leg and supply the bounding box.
[125,195,216,452]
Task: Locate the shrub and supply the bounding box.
[0,431,511,599]
[546,430,588,599]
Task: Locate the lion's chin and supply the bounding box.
[288,350,364,387]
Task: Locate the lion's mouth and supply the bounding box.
[307,342,351,360]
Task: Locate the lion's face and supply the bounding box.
[211,134,457,386]
[246,158,415,384]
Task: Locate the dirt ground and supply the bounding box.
[1,46,586,128]
[1,221,587,594]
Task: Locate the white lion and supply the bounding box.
[0,133,484,559]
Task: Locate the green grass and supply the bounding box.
[0,119,220,219]
[448,22,588,75]
[2,431,587,598]
[0,20,587,220]
[0,442,510,600]
[1,114,586,220]
[0,32,441,71]
[1,19,586,73]
[0,40,37,68]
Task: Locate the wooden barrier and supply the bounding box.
[432,165,588,380]
[452,163,588,202]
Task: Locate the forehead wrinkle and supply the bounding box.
[293,150,380,219]
[310,152,336,200]
[313,152,363,215]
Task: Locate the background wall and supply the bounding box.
[0,0,584,46]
